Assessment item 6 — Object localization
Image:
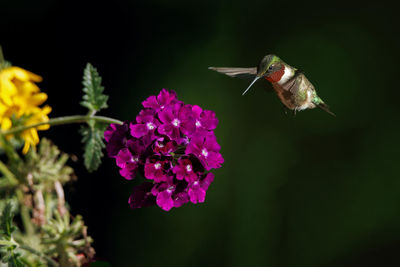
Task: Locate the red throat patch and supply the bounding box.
[265,65,285,83]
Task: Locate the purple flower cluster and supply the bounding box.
[104,89,223,211]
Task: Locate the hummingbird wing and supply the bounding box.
[208,67,257,79]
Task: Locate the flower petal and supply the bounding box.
[130,123,148,138]
[128,183,156,209]
[156,190,174,211]
[189,181,206,204]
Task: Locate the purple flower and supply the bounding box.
[104,123,117,142]
[142,89,181,111]
[128,182,156,209]
[172,158,198,182]
[186,134,224,170]
[188,173,214,204]
[158,103,196,141]
[105,89,223,211]
[191,105,219,134]
[151,180,190,211]
[130,109,160,139]
[144,157,172,183]
[156,185,175,211]
[153,137,176,155]
[172,191,190,208]
[105,122,131,158]
[115,139,145,180]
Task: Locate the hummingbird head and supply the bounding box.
[242,54,283,95]
[257,54,283,77]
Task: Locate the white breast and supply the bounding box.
[277,65,294,85]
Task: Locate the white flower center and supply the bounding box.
[146,122,155,130]
[131,156,139,162]
[157,142,164,148]
[154,163,161,169]
[183,137,190,145]
[161,105,165,109]
[186,164,192,172]
[195,120,201,127]
[202,148,208,157]
[172,118,180,127]
[167,186,174,193]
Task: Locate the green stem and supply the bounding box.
[0,134,20,162]
[0,160,18,186]
[16,189,35,236]
[19,244,60,267]
[0,45,4,65]
[1,115,123,136]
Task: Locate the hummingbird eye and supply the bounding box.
[268,65,273,70]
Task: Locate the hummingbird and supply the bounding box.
[209,54,334,116]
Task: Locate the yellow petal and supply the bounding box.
[1,117,12,130]
[29,92,48,106]
[10,67,42,83]
[22,140,30,154]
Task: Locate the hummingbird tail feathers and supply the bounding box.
[312,97,335,116]
[316,102,336,116]
[208,67,257,79]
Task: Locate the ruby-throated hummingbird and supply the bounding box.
[209,54,334,116]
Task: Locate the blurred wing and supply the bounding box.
[208,67,257,79]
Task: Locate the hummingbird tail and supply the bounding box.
[312,96,335,116]
[315,102,336,116]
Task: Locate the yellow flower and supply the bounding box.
[0,66,51,153]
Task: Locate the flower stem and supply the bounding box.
[16,189,35,236]
[0,160,18,186]
[0,45,5,65]
[1,115,123,136]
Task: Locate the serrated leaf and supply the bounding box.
[80,123,107,172]
[81,63,109,113]
[0,201,16,238]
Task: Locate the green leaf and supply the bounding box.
[80,123,107,172]
[81,63,109,113]
[0,201,24,267]
[0,201,16,239]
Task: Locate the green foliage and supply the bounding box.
[0,138,95,266]
[0,201,24,267]
[81,63,108,113]
[0,201,16,239]
[80,122,107,172]
[80,63,109,172]
[20,138,73,186]
[42,210,94,267]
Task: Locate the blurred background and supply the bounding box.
[1,1,400,266]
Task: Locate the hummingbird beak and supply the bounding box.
[242,76,261,96]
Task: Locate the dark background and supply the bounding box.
[2,1,400,266]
